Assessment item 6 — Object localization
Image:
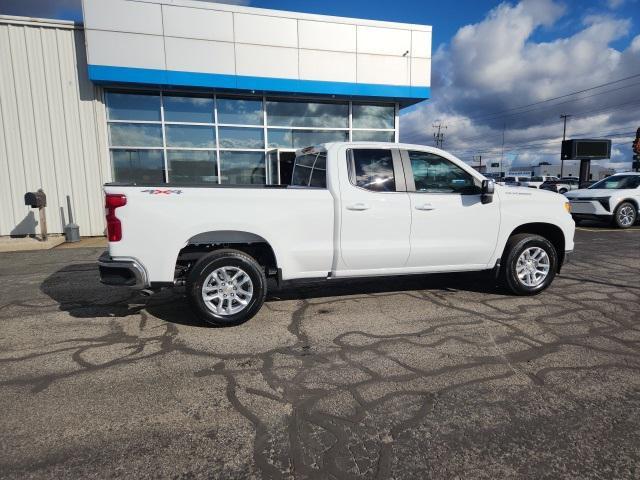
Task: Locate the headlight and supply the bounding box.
[564,202,571,213]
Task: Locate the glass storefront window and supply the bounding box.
[164,96,214,123]
[111,149,165,184]
[220,151,265,185]
[266,100,348,128]
[165,125,216,148]
[109,123,163,147]
[167,151,218,184]
[106,92,161,121]
[267,129,348,149]
[352,130,395,142]
[217,97,263,125]
[352,104,395,129]
[105,91,398,185]
[218,127,264,149]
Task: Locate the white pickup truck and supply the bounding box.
[99,142,575,326]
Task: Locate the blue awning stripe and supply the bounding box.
[88,65,430,106]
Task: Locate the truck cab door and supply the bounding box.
[400,149,500,269]
[337,148,411,272]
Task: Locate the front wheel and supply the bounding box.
[612,202,636,229]
[186,249,267,327]
[501,234,558,295]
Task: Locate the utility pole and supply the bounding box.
[500,123,505,175]
[433,122,447,149]
[633,127,640,172]
[560,114,572,177]
[473,154,482,172]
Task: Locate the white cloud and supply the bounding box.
[401,0,640,172]
[607,0,626,9]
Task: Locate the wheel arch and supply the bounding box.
[616,197,639,211]
[176,230,279,280]
[506,222,566,272]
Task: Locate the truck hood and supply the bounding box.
[497,185,556,198]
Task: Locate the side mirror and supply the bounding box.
[481,179,495,204]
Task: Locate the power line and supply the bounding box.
[445,72,640,127]
[451,98,640,145]
[451,129,636,156]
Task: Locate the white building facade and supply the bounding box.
[0,0,431,236]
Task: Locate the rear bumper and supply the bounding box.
[98,251,149,288]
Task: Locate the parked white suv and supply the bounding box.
[522,176,559,189]
[540,178,580,195]
[566,172,640,228]
[99,142,575,326]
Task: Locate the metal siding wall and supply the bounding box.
[0,19,109,237]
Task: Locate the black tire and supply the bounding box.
[558,188,568,194]
[186,249,267,327]
[500,234,558,295]
[611,201,637,229]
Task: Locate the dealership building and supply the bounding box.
[0,0,432,237]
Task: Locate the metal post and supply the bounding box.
[560,114,572,177]
[39,206,47,241]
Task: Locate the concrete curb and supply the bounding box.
[0,236,65,253]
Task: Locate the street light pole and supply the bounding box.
[560,114,572,177]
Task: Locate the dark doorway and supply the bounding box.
[279,151,296,185]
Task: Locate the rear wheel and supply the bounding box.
[612,202,636,229]
[501,234,557,295]
[186,249,267,327]
[558,188,568,194]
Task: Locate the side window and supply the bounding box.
[408,151,480,194]
[349,149,396,192]
[291,153,327,188]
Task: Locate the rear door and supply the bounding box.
[401,149,499,269]
[338,148,411,271]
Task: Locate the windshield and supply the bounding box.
[588,175,640,190]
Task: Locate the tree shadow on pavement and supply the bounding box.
[40,262,503,328]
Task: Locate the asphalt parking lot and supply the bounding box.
[1,225,639,479]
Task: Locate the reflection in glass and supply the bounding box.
[267,150,279,185]
[164,96,214,123]
[268,129,348,149]
[111,149,165,184]
[219,127,264,149]
[352,104,395,129]
[106,92,161,121]
[267,100,348,128]
[109,123,163,147]
[167,150,218,184]
[409,151,478,194]
[352,130,395,142]
[351,149,395,192]
[165,125,215,148]
[220,151,265,185]
[217,97,263,125]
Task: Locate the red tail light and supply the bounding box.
[105,194,127,242]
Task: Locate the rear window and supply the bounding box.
[348,149,396,192]
[290,152,327,188]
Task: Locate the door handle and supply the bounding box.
[415,204,435,211]
[346,202,370,211]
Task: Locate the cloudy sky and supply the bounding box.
[400,0,640,172]
[0,0,638,171]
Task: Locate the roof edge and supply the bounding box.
[0,14,82,29]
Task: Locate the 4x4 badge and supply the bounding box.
[141,189,183,195]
